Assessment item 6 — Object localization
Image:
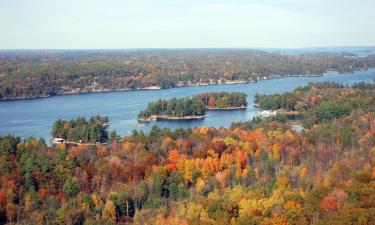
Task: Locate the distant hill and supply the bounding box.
[262,46,375,56]
[1,49,375,100]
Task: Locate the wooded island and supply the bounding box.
[138,92,247,121]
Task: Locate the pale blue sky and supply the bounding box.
[1,0,374,49]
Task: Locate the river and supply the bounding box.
[0,69,374,141]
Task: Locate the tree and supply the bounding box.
[51,116,109,143]
[63,177,78,197]
[116,193,135,217]
[0,191,6,223]
[0,135,21,157]
[208,96,216,108]
[109,130,120,145]
[320,195,338,213]
[167,172,188,200]
[103,200,116,222]
[24,194,33,212]
[168,149,180,171]
[5,203,17,224]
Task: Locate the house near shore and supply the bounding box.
[51,138,65,144]
[258,110,277,117]
[292,124,305,133]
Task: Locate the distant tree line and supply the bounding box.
[1,49,375,100]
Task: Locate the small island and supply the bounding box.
[138,92,247,121]
[138,96,206,122]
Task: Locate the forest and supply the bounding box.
[0,82,374,225]
[1,49,375,100]
[198,92,247,109]
[51,115,109,143]
[255,82,375,127]
[138,92,247,120]
[138,96,206,120]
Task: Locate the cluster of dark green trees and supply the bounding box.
[1,49,375,100]
[254,92,297,110]
[303,93,375,128]
[138,97,206,119]
[51,115,109,143]
[138,92,248,119]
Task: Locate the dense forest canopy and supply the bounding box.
[51,115,109,143]
[0,82,374,224]
[199,92,247,109]
[255,82,375,128]
[138,97,206,119]
[138,92,247,119]
[1,49,374,100]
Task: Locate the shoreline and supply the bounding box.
[206,106,247,110]
[256,109,302,118]
[50,139,105,146]
[276,109,301,116]
[2,68,373,102]
[138,114,206,122]
[0,74,317,101]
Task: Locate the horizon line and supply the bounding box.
[1,45,375,51]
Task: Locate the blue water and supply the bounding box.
[0,69,374,141]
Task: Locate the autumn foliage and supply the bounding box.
[0,83,374,224]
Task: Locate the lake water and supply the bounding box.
[0,69,374,141]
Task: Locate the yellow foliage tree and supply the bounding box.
[102,200,116,222]
[272,143,281,161]
[196,177,206,193]
[300,167,309,177]
[91,193,102,208]
[186,202,208,220]
[276,174,290,191]
[24,194,33,212]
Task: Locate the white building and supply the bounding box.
[258,110,277,117]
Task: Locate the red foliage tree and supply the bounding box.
[0,191,6,204]
[208,96,216,107]
[39,188,47,198]
[320,195,338,212]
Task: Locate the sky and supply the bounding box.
[0,0,374,49]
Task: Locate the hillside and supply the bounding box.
[1,49,375,100]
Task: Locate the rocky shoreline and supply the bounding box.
[138,114,206,122]
[206,106,247,110]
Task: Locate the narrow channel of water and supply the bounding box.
[0,69,374,140]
